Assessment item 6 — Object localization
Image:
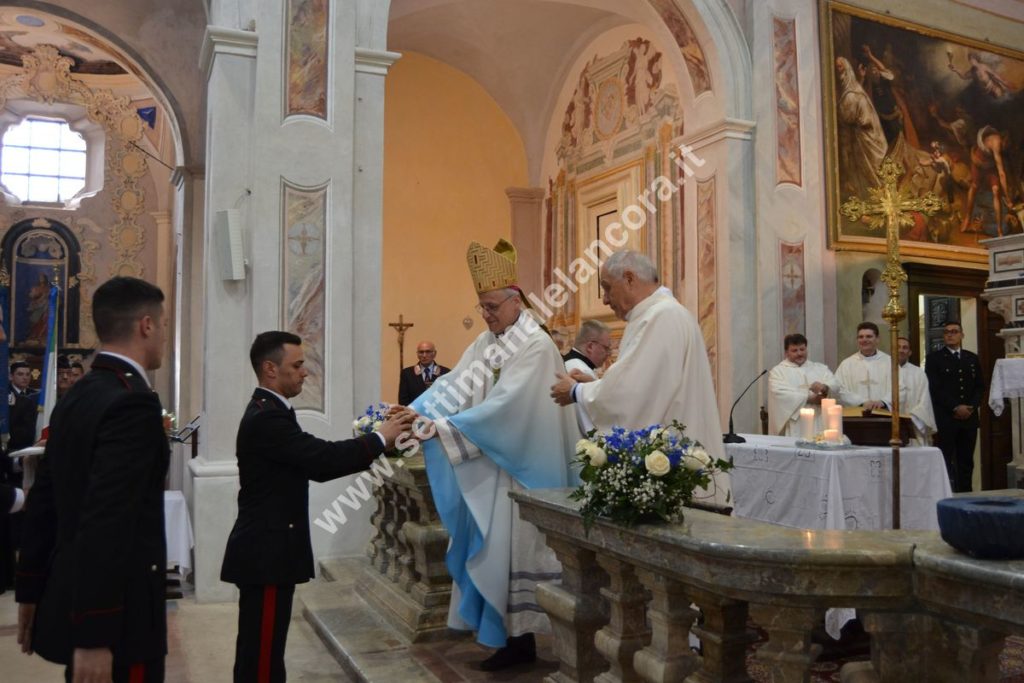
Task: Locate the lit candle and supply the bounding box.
[827,405,843,440]
[823,428,839,444]
[800,408,815,441]
[821,397,837,415]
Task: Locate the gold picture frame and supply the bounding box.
[819,1,1024,264]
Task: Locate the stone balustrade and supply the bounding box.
[511,487,1024,683]
[358,454,453,641]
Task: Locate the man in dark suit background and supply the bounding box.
[16,276,170,683]
[398,340,449,405]
[222,331,414,683]
[925,320,985,492]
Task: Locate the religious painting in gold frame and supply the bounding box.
[819,1,1024,264]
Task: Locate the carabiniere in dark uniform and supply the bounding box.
[16,354,170,675]
[925,344,984,493]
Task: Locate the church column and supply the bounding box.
[682,119,758,433]
[190,25,258,602]
[506,187,545,298]
[351,47,400,412]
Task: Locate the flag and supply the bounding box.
[35,284,59,440]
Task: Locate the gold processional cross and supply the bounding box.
[840,157,943,529]
[388,314,414,378]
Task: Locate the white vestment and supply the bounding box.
[899,361,936,445]
[414,311,579,644]
[836,351,892,407]
[564,353,597,434]
[576,291,729,506]
[768,360,841,436]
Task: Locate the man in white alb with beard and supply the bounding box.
[768,333,841,437]
[836,322,891,410]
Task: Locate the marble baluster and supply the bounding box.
[537,535,609,683]
[929,619,1005,683]
[686,586,755,683]
[634,569,700,682]
[749,604,822,682]
[594,555,651,683]
[857,610,929,681]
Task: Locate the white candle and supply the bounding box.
[800,408,815,441]
[820,397,836,415]
[827,406,843,440]
[823,428,839,444]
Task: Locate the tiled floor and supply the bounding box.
[0,588,354,682]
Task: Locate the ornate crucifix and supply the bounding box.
[841,157,943,529]
[388,314,414,377]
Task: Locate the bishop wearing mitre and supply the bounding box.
[408,239,579,671]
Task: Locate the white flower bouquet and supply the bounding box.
[569,421,733,531]
[353,402,417,456]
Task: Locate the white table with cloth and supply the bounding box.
[989,357,1024,488]
[164,490,194,576]
[726,434,952,637]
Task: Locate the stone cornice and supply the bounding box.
[200,25,259,82]
[354,48,402,76]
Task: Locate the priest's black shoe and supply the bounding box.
[479,633,536,671]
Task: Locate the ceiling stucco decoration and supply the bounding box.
[0,11,126,74]
[558,37,679,166]
[0,45,150,277]
[645,0,711,96]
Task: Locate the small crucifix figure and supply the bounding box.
[859,374,876,398]
[388,314,414,378]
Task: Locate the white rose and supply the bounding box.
[645,450,671,477]
[357,416,372,430]
[576,438,592,454]
[690,447,712,467]
[352,419,362,432]
[585,443,607,467]
[372,420,383,430]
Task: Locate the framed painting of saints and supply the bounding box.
[819,1,1024,263]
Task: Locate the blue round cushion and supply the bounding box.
[936,496,1024,560]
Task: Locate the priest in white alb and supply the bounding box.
[549,250,729,506]
[897,336,936,445]
[768,333,841,436]
[408,239,579,671]
[836,322,892,410]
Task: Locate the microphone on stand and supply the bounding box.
[723,369,768,444]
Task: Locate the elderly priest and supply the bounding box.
[768,333,841,437]
[409,239,579,671]
[550,250,728,505]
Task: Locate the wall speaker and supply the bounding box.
[215,209,245,281]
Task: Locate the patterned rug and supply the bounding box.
[743,628,1024,682]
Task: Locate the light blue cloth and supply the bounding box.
[411,315,578,647]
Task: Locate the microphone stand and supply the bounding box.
[723,369,768,444]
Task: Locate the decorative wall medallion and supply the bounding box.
[595,78,624,139]
[780,241,806,336]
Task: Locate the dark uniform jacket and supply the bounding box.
[925,346,985,426]
[1,482,15,514]
[220,388,386,586]
[8,385,39,453]
[398,364,450,406]
[15,354,169,665]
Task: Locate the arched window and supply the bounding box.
[1,117,86,203]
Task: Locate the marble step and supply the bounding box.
[300,558,440,683]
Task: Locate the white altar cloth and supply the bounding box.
[164,490,194,574]
[989,358,1024,417]
[728,434,951,531]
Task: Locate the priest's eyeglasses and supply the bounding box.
[475,295,514,315]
